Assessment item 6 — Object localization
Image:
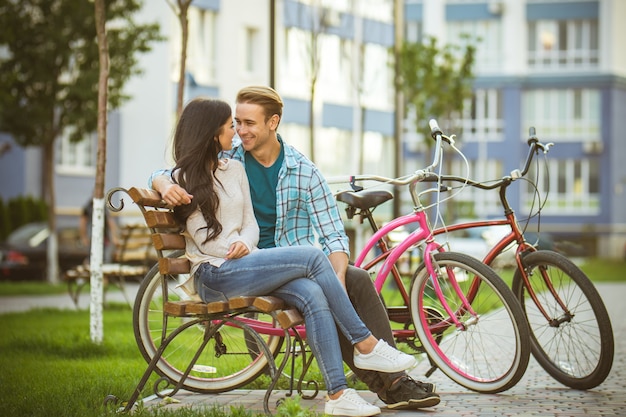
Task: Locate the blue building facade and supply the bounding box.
[1,0,624,257]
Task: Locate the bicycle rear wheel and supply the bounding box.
[409,252,531,393]
[133,252,284,393]
[512,250,613,389]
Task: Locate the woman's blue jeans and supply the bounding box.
[195,245,372,395]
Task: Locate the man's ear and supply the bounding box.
[268,114,280,130]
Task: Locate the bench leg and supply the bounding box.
[291,331,319,400]
[120,315,281,415]
[121,317,205,412]
[66,277,87,308]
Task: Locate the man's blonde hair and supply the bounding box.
[236,86,283,125]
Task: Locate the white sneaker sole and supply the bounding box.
[325,406,382,416]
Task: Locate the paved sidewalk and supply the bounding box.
[2,283,624,416]
[0,283,139,313]
[140,282,626,416]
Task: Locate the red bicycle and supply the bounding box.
[429,127,614,390]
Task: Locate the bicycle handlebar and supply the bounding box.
[327,171,440,188]
[328,124,552,198]
[328,118,447,189]
[432,127,553,190]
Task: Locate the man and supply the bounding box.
[150,86,440,410]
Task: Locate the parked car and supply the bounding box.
[0,222,89,281]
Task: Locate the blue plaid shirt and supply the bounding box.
[149,135,350,257]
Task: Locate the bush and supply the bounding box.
[0,194,47,241]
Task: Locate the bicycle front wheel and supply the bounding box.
[409,252,531,393]
[512,250,614,390]
[133,252,284,393]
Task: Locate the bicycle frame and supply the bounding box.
[337,119,486,340]
[354,207,479,333]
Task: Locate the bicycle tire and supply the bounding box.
[133,251,284,393]
[511,250,614,390]
[409,252,531,393]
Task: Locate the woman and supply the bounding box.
[168,97,416,416]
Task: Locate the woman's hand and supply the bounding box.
[225,241,249,259]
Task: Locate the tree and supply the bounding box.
[0,0,162,284]
[397,35,476,143]
[396,35,476,218]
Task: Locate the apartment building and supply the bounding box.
[0,0,624,257]
[406,0,626,258]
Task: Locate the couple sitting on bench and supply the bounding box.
[150,86,440,416]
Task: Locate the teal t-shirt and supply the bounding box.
[244,143,284,249]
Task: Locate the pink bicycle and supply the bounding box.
[333,120,531,393]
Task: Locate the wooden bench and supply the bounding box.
[105,187,308,415]
[63,223,155,307]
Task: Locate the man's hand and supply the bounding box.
[153,176,193,206]
[225,242,250,259]
[328,252,349,290]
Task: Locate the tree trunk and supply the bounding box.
[91,0,109,344]
[43,139,59,285]
[174,0,191,119]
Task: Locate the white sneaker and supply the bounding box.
[325,388,381,416]
[353,339,417,373]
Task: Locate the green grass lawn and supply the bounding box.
[578,258,626,282]
[0,256,622,416]
[0,306,320,417]
[0,281,69,296]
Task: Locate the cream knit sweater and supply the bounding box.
[178,159,259,297]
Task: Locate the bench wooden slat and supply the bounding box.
[159,258,191,275]
[152,233,186,250]
[229,296,256,310]
[206,300,230,313]
[164,301,189,316]
[185,302,209,315]
[253,296,286,313]
[277,309,305,329]
[144,211,178,229]
[128,187,169,208]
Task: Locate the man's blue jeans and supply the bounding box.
[195,245,372,395]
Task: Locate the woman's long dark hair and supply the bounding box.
[171,98,232,242]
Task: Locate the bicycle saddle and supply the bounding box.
[336,190,393,210]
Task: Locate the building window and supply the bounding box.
[405,20,422,43]
[448,159,504,217]
[361,43,393,108]
[447,20,503,73]
[524,158,600,215]
[55,130,96,175]
[244,27,259,74]
[528,19,598,70]
[174,7,217,85]
[522,89,600,141]
[281,27,313,98]
[320,35,350,103]
[460,89,504,142]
